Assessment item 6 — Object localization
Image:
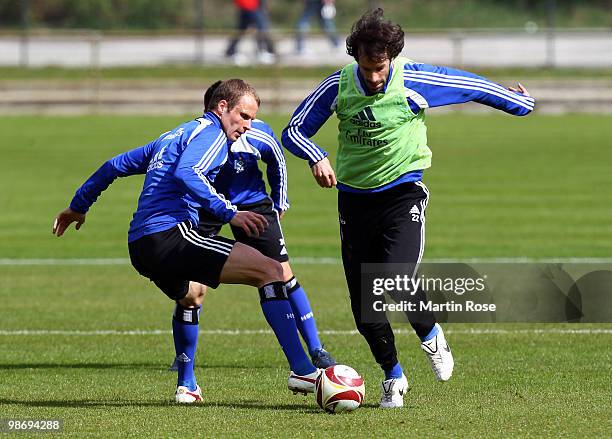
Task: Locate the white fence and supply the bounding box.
[1,29,611,68]
[2,78,611,115]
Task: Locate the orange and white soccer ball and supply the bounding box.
[315,365,365,413]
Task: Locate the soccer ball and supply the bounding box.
[315,365,365,413]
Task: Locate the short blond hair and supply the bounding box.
[207,79,260,112]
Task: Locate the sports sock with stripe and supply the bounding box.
[420,323,439,342]
[384,361,404,380]
[259,282,316,376]
[172,303,201,391]
[285,277,322,355]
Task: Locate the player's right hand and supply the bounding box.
[52,208,86,237]
[311,157,337,188]
[230,211,268,237]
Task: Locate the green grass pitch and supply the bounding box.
[0,114,611,437]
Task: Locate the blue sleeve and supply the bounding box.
[175,128,237,223]
[69,143,154,214]
[252,124,289,212]
[281,71,340,166]
[403,62,535,116]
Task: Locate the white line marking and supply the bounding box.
[0,328,610,336]
[293,257,341,264]
[0,258,131,266]
[1,257,611,266]
[427,258,612,264]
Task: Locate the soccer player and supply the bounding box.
[52,79,319,403]
[282,9,535,408]
[169,81,336,371]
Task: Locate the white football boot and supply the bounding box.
[420,323,454,381]
[288,369,321,395]
[175,385,203,403]
[380,373,409,408]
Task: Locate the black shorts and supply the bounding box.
[128,221,235,301]
[198,198,289,263]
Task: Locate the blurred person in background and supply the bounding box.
[296,0,340,54]
[226,0,276,65]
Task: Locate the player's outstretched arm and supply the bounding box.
[230,211,269,237]
[311,157,337,188]
[403,62,535,116]
[52,208,86,237]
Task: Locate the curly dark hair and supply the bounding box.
[346,8,405,61]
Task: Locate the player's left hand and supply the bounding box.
[53,208,86,237]
[508,83,530,96]
[230,211,268,237]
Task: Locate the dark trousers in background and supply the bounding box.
[226,4,275,56]
[296,0,339,53]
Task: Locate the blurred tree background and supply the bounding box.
[0,0,611,31]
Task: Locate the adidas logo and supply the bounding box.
[279,238,288,256]
[350,106,382,128]
[410,204,421,222]
[177,353,191,363]
[356,106,377,122]
[147,146,167,172]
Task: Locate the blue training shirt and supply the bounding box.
[281,61,536,192]
[69,112,237,242]
[212,119,290,212]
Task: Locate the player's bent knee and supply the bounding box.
[261,258,284,284]
[220,242,284,287]
[179,282,206,308]
[248,256,283,287]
